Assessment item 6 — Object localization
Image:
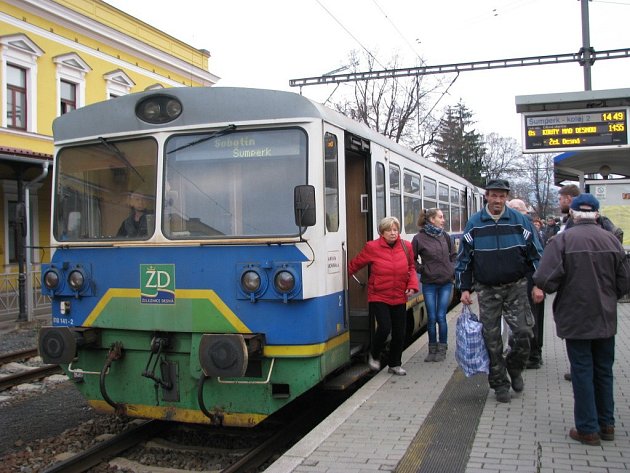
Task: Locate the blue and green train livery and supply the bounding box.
[38,87,481,426]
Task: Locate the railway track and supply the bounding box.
[0,347,62,392]
[38,387,345,472]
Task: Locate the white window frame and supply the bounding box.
[53,53,91,116]
[0,34,43,132]
[103,69,135,99]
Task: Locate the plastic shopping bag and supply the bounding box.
[455,305,490,377]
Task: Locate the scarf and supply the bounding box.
[424,222,443,237]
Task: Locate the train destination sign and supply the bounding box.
[522,108,630,152]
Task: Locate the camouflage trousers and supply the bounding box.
[475,277,534,391]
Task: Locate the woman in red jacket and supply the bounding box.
[348,217,419,375]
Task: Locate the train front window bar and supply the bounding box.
[163,128,307,239]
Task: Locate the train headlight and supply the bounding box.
[43,268,61,290]
[241,270,261,293]
[68,270,85,291]
[274,270,295,294]
[136,95,182,124]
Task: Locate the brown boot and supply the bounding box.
[434,343,447,362]
[424,343,438,362]
[600,425,615,441]
[569,428,601,446]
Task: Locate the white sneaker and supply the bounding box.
[368,354,381,371]
[388,366,406,376]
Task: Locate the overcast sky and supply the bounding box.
[106,0,630,143]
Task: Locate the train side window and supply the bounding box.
[423,177,436,210]
[403,170,421,234]
[450,187,461,232]
[375,162,386,224]
[439,183,450,232]
[324,133,339,232]
[389,164,401,224]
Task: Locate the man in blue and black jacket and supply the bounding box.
[456,179,544,403]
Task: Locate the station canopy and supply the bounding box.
[515,88,630,186]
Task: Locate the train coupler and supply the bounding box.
[142,333,179,404]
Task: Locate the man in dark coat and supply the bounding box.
[533,193,630,446]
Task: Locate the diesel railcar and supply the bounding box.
[38,87,483,426]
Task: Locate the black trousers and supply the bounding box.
[526,274,545,361]
[370,301,406,368]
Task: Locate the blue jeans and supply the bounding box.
[422,282,452,344]
[565,337,615,433]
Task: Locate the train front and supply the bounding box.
[37,90,348,427]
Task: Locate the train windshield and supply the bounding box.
[53,138,158,241]
[163,128,307,238]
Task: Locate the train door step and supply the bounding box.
[323,364,371,390]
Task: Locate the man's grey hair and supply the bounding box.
[569,209,598,221]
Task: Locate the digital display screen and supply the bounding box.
[522,108,629,152]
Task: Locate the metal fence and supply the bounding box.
[0,264,50,319]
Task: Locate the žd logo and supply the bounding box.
[140,264,175,304]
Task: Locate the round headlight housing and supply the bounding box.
[241,270,261,293]
[43,269,61,290]
[68,270,85,291]
[274,270,295,294]
[136,95,182,124]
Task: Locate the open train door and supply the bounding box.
[344,133,372,356]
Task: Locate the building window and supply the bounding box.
[1,34,43,131]
[6,64,26,129]
[60,80,76,114]
[103,69,135,99]
[53,53,91,115]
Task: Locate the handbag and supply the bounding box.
[455,304,490,377]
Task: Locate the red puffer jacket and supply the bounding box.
[348,236,419,305]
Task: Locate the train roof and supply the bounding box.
[53,86,475,188]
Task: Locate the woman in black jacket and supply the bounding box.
[412,208,456,362]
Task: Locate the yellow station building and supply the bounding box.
[1,0,218,318]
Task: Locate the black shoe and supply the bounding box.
[511,373,524,392]
[564,372,572,381]
[526,360,541,369]
[495,389,511,403]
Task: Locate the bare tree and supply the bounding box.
[515,153,556,217]
[332,50,446,155]
[482,133,521,180]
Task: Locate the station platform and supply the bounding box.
[268,296,630,473]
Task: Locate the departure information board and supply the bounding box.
[522,108,629,152]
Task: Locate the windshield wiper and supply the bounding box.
[167,124,237,155]
[98,137,145,182]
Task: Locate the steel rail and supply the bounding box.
[0,364,62,391]
[41,419,166,473]
[0,347,38,365]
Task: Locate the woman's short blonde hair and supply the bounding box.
[378,216,400,235]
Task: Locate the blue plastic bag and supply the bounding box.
[455,305,490,377]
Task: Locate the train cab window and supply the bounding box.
[164,128,307,238]
[375,162,386,224]
[403,170,421,234]
[439,183,450,232]
[423,177,436,210]
[53,138,158,241]
[324,133,339,232]
[389,164,402,224]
